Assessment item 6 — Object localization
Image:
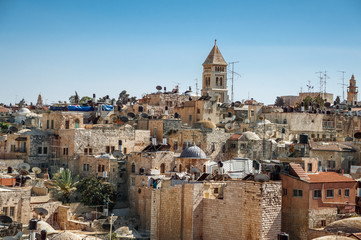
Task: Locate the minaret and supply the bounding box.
[201,40,229,102]
[347,75,358,106]
[36,94,43,108]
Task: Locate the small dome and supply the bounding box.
[324,217,361,233]
[180,146,207,159]
[195,120,216,129]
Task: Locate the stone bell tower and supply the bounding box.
[201,40,229,103]
[347,74,358,106]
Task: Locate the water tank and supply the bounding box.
[278,232,289,240]
[299,134,309,144]
[40,230,47,240]
[29,219,37,230]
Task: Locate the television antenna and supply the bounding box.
[194,78,199,96]
[306,80,314,92]
[338,71,346,101]
[227,61,240,102]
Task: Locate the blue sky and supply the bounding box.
[0,0,360,105]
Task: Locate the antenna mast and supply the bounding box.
[228,61,240,102]
[315,71,324,99]
[323,71,330,99]
[338,71,346,101]
[194,78,199,96]
[306,80,314,92]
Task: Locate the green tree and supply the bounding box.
[118,90,130,105]
[77,177,115,209]
[312,95,325,108]
[80,96,92,104]
[274,97,284,106]
[47,169,79,203]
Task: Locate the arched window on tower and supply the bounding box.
[216,77,219,86]
[220,77,223,86]
[160,163,165,174]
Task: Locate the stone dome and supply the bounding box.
[324,217,361,233]
[180,146,207,159]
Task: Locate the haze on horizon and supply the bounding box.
[0,0,360,105]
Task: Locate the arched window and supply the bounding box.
[216,77,219,85]
[179,164,182,172]
[160,163,165,174]
[220,77,223,86]
[131,163,135,173]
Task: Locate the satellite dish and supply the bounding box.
[156,85,162,91]
[119,116,129,123]
[354,132,361,139]
[18,163,30,171]
[266,130,274,137]
[34,207,48,216]
[19,169,29,175]
[254,174,270,182]
[32,167,41,174]
[127,112,135,118]
[0,215,13,224]
[225,123,233,131]
[141,113,149,118]
[9,126,18,133]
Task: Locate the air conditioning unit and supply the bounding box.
[152,138,157,145]
[162,138,167,145]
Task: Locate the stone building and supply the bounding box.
[281,163,356,240]
[148,180,281,240]
[0,187,32,224]
[347,75,358,106]
[201,40,229,103]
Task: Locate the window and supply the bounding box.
[3,207,8,216]
[214,188,219,194]
[345,189,350,197]
[314,190,321,199]
[293,189,303,197]
[65,120,70,129]
[160,163,165,174]
[197,108,200,114]
[307,163,312,172]
[326,189,334,198]
[231,143,237,149]
[174,141,178,150]
[43,147,47,154]
[123,148,127,154]
[321,220,326,227]
[75,119,79,129]
[46,120,49,129]
[189,115,192,122]
[283,188,287,196]
[38,147,42,154]
[9,207,14,217]
[63,148,68,156]
[111,146,115,153]
[106,146,110,153]
[51,120,54,129]
[131,177,135,186]
[131,163,135,173]
[220,77,223,86]
[338,189,342,196]
[179,164,182,172]
[10,145,16,152]
[327,160,336,169]
[84,148,88,155]
[83,164,89,171]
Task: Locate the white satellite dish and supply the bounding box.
[18,163,30,171]
[32,167,41,174]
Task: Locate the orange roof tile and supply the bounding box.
[307,172,355,183]
[289,163,310,180]
[229,133,242,141]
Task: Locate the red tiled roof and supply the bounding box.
[0,106,9,113]
[307,172,355,183]
[289,163,310,180]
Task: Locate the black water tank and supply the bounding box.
[278,232,289,240]
[29,219,37,230]
[7,167,12,173]
[40,230,47,240]
[300,134,309,144]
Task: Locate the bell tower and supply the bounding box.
[201,40,229,102]
[347,75,358,106]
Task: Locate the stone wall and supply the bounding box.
[149,181,282,240]
[0,187,31,224]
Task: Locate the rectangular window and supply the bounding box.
[345,189,350,197]
[326,189,334,198]
[65,120,70,129]
[314,190,321,199]
[10,145,16,152]
[106,146,110,153]
[47,120,49,129]
[307,163,312,172]
[38,147,42,154]
[327,160,336,169]
[283,188,287,196]
[123,148,127,154]
[131,177,135,186]
[338,189,342,196]
[89,148,92,155]
[293,189,303,197]
[51,120,54,129]
[321,220,326,227]
[43,147,47,154]
[111,146,115,153]
[98,165,101,172]
[9,207,14,217]
[174,141,178,150]
[231,143,237,149]
[214,188,219,194]
[189,115,192,122]
[3,207,8,216]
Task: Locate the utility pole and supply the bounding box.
[228,61,240,103]
[338,71,346,101]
